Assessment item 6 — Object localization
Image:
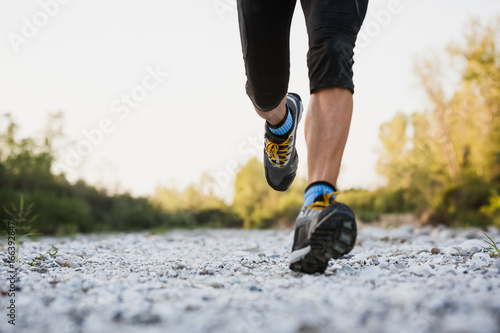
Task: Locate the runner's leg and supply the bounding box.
[300,0,368,187]
[236,0,297,124]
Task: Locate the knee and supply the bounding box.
[308,37,356,94]
[246,82,287,111]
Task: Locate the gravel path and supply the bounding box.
[1,225,500,333]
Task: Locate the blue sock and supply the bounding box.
[268,106,293,135]
[302,182,336,210]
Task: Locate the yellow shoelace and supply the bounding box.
[265,137,291,166]
[305,191,339,210]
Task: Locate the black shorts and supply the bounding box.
[237,0,368,111]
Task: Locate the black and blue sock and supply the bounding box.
[302,181,336,210]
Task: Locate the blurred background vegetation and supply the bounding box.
[1,19,500,235]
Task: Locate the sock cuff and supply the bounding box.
[304,181,337,194]
[302,182,337,210]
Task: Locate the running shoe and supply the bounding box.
[264,93,303,191]
[289,191,357,274]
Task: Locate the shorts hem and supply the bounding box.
[310,82,354,95]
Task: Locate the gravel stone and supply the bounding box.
[55,259,79,268]
[430,248,441,255]
[494,258,500,271]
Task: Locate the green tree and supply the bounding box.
[233,157,305,228]
[0,113,172,234]
[152,174,241,229]
[376,17,500,226]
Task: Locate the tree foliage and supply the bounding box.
[0,112,305,234]
[153,157,306,229]
[232,157,305,228]
[376,17,500,227]
[0,113,176,235]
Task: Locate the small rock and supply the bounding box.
[131,312,161,325]
[458,239,486,252]
[494,258,500,270]
[200,269,214,275]
[443,247,459,256]
[30,267,48,273]
[472,253,491,262]
[431,248,441,255]
[298,323,321,333]
[249,286,262,292]
[456,247,469,256]
[55,259,78,269]
[42,295,55,306]
[469,246,480,256]
[112,311,123,323]
[341,265,356,275]
[185,304,201,312]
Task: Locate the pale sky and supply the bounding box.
[1,0,500,200]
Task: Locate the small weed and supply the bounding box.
[23,244,58,267]
[3,195,40,239]
[482,232,500,258]
[46,243,58,257]
[3,195,41,263]
[4,196,61,268]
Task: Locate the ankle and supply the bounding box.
[255,97,287,125]
[267,106,292,135]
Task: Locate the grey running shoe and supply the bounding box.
[264,93,303,191]
[289,191,357,274]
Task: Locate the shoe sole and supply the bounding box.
[289,203,357,274]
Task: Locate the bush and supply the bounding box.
[428,176,493,227]
[480,191,500,228]
[340,190,378,222]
